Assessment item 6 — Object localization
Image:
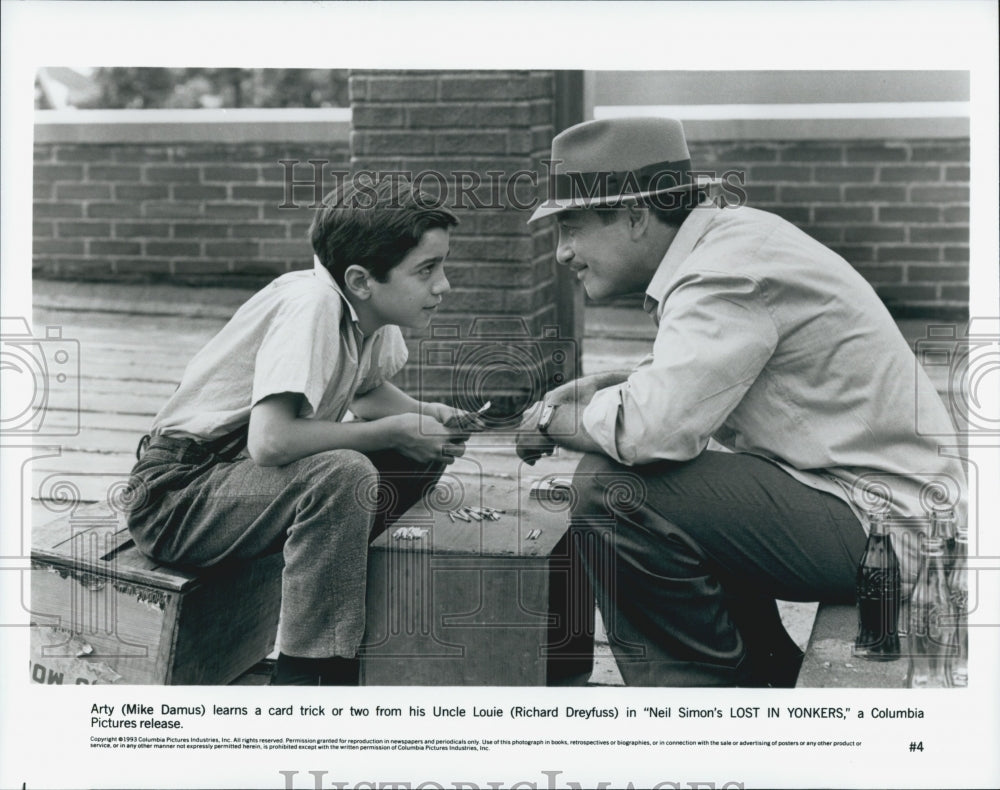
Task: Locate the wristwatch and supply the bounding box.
[536,402,557,436]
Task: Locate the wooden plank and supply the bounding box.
[32,507,80,553]
[32,503,122,551]
[30,504,196,592]
[77,348,191,378]
[33,279,253,319]
[33,476,134,509]
[81,376,179,397]
[34,449,135,477]
[37,426,148,455]
[34,306,227,337]
[41,408,152,434]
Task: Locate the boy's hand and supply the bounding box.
[391,412,470,465]
[424,402,490,432]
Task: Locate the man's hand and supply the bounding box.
[515,401,556,465]
[545,370,629,409]
[391,412,470,465]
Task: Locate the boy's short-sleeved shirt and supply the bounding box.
[151,257,408,442]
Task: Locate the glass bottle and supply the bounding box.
[946,526,968,687]
[930,507,957,555]
[906,536,956,688]
[853,509,901,661]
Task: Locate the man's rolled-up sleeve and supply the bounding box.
[582,272,778,465]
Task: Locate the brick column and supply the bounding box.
[350,70,575,410]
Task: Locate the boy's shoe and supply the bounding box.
[270,653,360,686]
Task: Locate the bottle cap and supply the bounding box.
[926,507,956,542]
[930,507,956,525]
[866,508,889,534]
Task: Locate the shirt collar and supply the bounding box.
[643,202,721,322]
[313,255,362,325]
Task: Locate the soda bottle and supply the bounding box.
[930,507,956,554]
[906,536,956,688]
[853,509,901,661]
[946,526,968,687]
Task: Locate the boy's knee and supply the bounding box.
[294,450,380,509]
[306,448,378,478]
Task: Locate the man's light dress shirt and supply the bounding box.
[583,204,967,556]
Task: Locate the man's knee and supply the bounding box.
[571,452,648,519]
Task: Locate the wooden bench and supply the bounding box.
[30,503,282,685]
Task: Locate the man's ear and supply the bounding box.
[343,265,372,299]
[625,203,650,240]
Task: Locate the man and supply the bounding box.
[517,117,966,686]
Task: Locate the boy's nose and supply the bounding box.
[433,272,451,295]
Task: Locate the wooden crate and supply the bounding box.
[30,503,282,685]
[360,473,594,686]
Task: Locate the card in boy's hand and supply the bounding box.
[444,401,491,431]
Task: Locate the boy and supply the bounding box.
[126,176,477,685]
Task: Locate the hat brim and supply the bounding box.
[527,177,720,224]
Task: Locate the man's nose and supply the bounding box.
[556,238,574,265]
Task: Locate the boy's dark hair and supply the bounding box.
[310,176,459,289]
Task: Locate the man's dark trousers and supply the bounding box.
[568,450,867,686]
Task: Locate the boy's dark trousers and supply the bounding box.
[126,437,445,660]
[567,451,868,686]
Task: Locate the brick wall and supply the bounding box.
[349,70,565,407]
[692,138,970,317]
[32,106,969,318]
[33,134,349,287]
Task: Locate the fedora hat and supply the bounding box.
[528,117,714,223]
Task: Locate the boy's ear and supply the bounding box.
[343,265,372,300]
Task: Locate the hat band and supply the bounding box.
[549,158,692,203]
